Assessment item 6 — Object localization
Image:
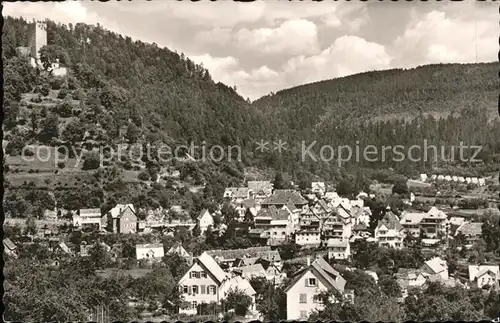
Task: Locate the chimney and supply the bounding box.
[307,256,311,267]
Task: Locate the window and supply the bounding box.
[300,311,307,318]
[299,294,307,303]
[307,278,317,287]
[183,286,188,294]
[209,285,216,295]
[201,271,207,278]
[192,285,198,294]
[201,285,206,294]
[192,301,197,309]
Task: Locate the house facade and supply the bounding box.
[469,265,500,289]
[197,209,214,235]
[327,238,351,260]
[136,243,165,260]
[103,204,137,234]
[295,231,321,247]
[73,208,102,230]
[285,257,347,320]
[375,212,404,249]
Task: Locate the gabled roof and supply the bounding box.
[327,238,349,248]
[197,209,212,220]
[167,243,191,258]
[285,257,346,293]
[456,222,482,237]
[425,207,447,219]
[136,243,164,249]
[262,190,308,206]
[423,257,448,274]
[109,204,136,218]
[242,198,257,209]
[206,246,281,263]
[79,208,101,215]
[255,206,290,221]
[469,265,500,281]
[198,252,228,284]
[238,264,267,276]
[475,268,498,279]
[284,202,298,212]
[377,211,403,231]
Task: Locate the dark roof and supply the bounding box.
[262,190,308,206]
[456,222,482,237]
[377,211,403,231]
[255,206,290,221]
[242,199,257,209]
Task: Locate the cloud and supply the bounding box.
[283,36,392,87]
[391,6,496,66]
[235,19,320,56]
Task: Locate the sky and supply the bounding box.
[4,0,497,100]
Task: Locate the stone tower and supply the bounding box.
[27,18,47,61]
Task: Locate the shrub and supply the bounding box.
[138,171,150,181]
[57,88,69,99]
[82,152,101,170]
[57,162,66,169]
[41,84,50,96]
[49,77,65,90]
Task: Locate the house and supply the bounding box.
[395,268,427,298]
[197,209,214,235]
[247,181,274,200]
[449,217,466,232]
[295,230,321,247]
[324,191,341,202]
[102,204,137,234]
[478,178,486,186]
[58,241,74,256]
[261,190,308,209]
[458,176,466,183]
[178,252,256,314]
[430,174,437,181]
[364,270,379,284]
[223,187,250,203]
[465,177,472,184]
[219,275,257,313]
[73,208,102,230]
[206,246,282,269]
[471,177,479,185]
[452,176,459,182]
[254,206,295,244]
[321,205,353,240]
[167,243,192,260]
[311,182,326,196]
[136,243,165,260]
[375,211,404,249]
[420,207,448,238]
[3,238,18,258]
[420,257,448,281]
[455,222,482,248]
[399,212,424,237]
[326,238,350,260]
[284,257,347,320]
[437,175,445,181]
[444,175,452,182]
[469,265,500,289]
[420,174,428,182]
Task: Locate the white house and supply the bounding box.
[465,177,472,184]
[437,175,445,181]
[421,257,449,281]
[420,174,428,182]
[430,174,437,181]
[375,212,404,249]
[178,252,256,314]
[468,265,500,289]
[284,257,347,320]
[458,177,466,183]
[197,209,214,235]
[73,208,102,230]
[295,230,321,247]
[136,243,165,260]
[471,177,479,185]
[444,175,452,182]
[452,176,458,182]
[478,178,486,186]
[327,238,351,260]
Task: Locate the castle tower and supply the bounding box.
[27,18,47,62]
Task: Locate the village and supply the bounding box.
[4,173,500,321]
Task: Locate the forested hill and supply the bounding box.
[253,62,498,139]
[4,17,500,179]
[3,16,262,150]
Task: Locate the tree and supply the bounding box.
[222,288,253,316]
[379,275,402,298]
[254,280,287,321]
[221,203,238,225]
[82,152,101,170]
[88,243,111,270]
[24,216,37,235]
[38,115,60,143]
[277,242,301,261]
[39,45,70,71]
[392,179,409,195]
[336,179,356,198]
[273,172,286,190]
[62,119,85,144]
[126,122,140,144]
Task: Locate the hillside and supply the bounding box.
[3,17,500,216]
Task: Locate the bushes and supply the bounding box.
[57,87,69,99]
[138,171,150,181]
[82,152,101,170]
[56,101,73,118]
